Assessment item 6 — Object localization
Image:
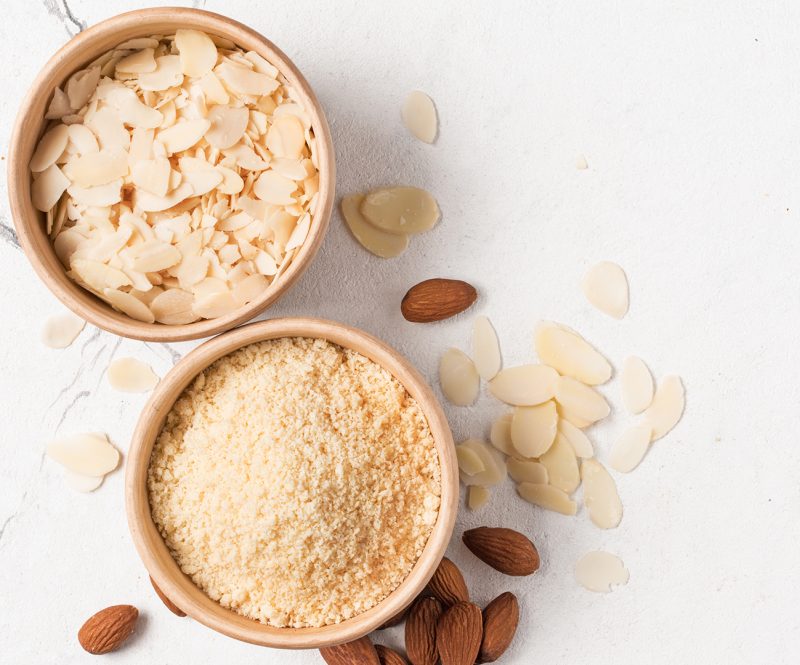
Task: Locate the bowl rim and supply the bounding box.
[7,7,335,342]
[125,317,458,649]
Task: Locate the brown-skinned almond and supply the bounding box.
[462,527,540,576]
[426,557,469,606]
[78,605,139,655]
[401,278,477,322]
[319,635,380,665]
[149,576,186,617]
[436,601,483,665]
[480,592,520,662]
[405,596,443,665]
[376,644,410,665]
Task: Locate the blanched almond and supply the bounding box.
[582,261,629,319]
[557,418,593,458]
[175,29,218,77]
[621,356,654,414]
[215,62,279,96]
[176,255,209,289]
[456,444,486,476]
[30,124,70,172]
[266,114,305,159]
[47,432,119,477]
[67,179,123,207]
[232,273,268,306]
[539,433,580,493]
[32,164,70,212]
[107,357,159,392]
[131,157,171,197]
[489,412,515,456]
[64,470,104,493]
[360,186,440,235]
[193,290,239,318]
[517,482,577,515]
[149,288,198,325]
[206,105,249,149]
[157,119,211,153]
[643,375,684,441]
[183,169,224,196]
[115,48,157,73]
[458,439,507,487]
[42,311,85,348]
[473,316,501,380]
[285,213,311,251]
[65,67,100,109]
[439,348,479,406]
[489,365,558,406]
[71,259,131,291]
[253,170,296,204]
[86,107,130,152]
[134,183,194,212]
[139,55,183,91]
[556,403,593,429]
[402,90,437,143]
[64,150,128,188]
[554,376,610,424]
[609,423,652,473]
[341,194,409,258]
[507,458,548,484]
[67,124,99,155]
[129,241,181,273]
[102,288,156,323]
[510,401,557,458]
[581,459,623,529]
[468,486,490,510]
[534,321,611,385]
[575,551,629,593]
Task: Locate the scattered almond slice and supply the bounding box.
[507,458,548,484]
[576,155,589,170]
[458,439,507,487]
[510,401,557,458]
[149,288,198,325]
[32,164,71,212]
[575,551,629,593]
[359,187,440,235]
[489,364,558,406]
[64,469,104,493]
[139,55,183,91]
[402,90,437,143]
[341,194,409,258]
[517,482,577,515]
[609,423,652,473]
[581,459,623,529]
[534,321,611,385]
[643,375,685,441]
[47,432,119,477]
[540,433,580,493]
[489,412,515,456]
[473,316,502,380]
[30,124,70,172]
[467,486,490,510]
[554,376,610,424]
[175,29,218,77]
[456,444,486,476]
[107,357,159,393]
[582,261,629,319]
[206,105,249,149]
[557,418,593,458]
[439,348,479,406]
[621,356,654,414]
[42,312,85,348]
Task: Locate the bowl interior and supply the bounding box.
[8,8,334,342]
[125,318,458,649]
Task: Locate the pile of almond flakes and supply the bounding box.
[30,29,320,324]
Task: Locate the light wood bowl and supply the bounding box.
[7,8,335,342]
[126,318,458,649]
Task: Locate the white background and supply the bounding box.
[1,1,798,663]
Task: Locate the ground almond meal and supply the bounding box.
[148,337,441,628]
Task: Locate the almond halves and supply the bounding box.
[462,527,540,576]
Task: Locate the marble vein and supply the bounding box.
[42,0,86,37]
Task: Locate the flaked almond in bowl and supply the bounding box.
[8,8,334,341]
[125,318,458,648]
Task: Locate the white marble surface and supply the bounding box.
[2,1,799,663]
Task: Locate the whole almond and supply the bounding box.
[480,592,520,662]
[376,644,410,665]
[405,596,443,665]
[78,605,139,655]
[320,635,380,665]
[149,576,186,617]
[401,278,477,323]
[462,527,540,576]
[426,557,469,606]
[436,601,483,665]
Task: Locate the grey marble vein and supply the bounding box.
[0,491,29,548]
[42,0,86,37]
[55,389,89,432]
[0,222,19,250]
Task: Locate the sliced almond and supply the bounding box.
[223,143,270,170]
[64,150,128,188]
[175,29,218,77]
[456,444,486,476]
[581,459,623,529]
[468,486,490,510]
[489,412,515,456]
[85,107,130,152]
[582,261,629,319]
[609,423,653,473]
[554,376,610,424]
[103,86,163,129]
[116,37,159,50]
[42,312,85,348]
[253,170,296,205]
[507,458,548,484]
[183,169,224,196]
[458,439,507,487]
[67,124,100,155]
[539,433,580,493]
[193,290,239,318]
[359,187,440,235]
[46,87,72,120]
[575,551,629,593]
[215,62,279,96]
[149,288,198,325]
[67,179,123,207]
[517,482,577,515]
[510,401,557,458]
[64,470,104,493]
[176,255,210,289]
[157,119,211,153]
[130,241,181,273]
[205,105,249,149]
[285,213,310,251]
[131,157,171,197]
[439,348,479,406]
[199,71,229,104]
[534,321,612,385]
[71,259,131,291]
[643,375,685,441]
[621,356,654,414]
[107,357,159,392]
[139,54,183,91]
[402,90,437,143]
[102,288,156,323]
[115,48,157,73]
[232,273,268,306]
[32,164,70,212]
[134,182,194,212]
[265,114,305,159]
[489,365,558,406]
[556,403,593,429]
[341,194,409,258]
[558,418,593,458]
[30,124,70,172]
[47,432,119,477]
[217,166,244,194]
[473,316,501,380]
[65,67,101,109]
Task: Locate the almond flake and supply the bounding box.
[285,213,310,251]
[582,261,629,319]
[557,418,593,458]
[439,348,479,406]
[534,321,612,385]
[102,288,156,323]
[456,444,486,476]
[609,423,653,473]
[32,164,70,212]
[64,150,128,187]
[554,376,610,424]
[175,29,218,77]
[468,486,490,510]
[266,114,305,159]
[539,433,580,493]
[131,157,171,196]
[102,86,163,128]
[575,551,629,593]
[85,107,130,152]
[232,273,268,306]
[115,47,157,73]
[489,365,558,406]
[217,166,244,194]
[176,255,209,289]
[621,356,654,414]
[71,258,132,291]
[134,182,193,212]
[47,432,119,477]
[507,458,548,484]
[223,143,270,170]
[360,186,440,235]
[67,179,123,207]
[157,119,211,153]
[199,71,230,104]
[206,105,249,149]
[149,288,198,324]
[489,412,515,456]
[42,311,85,348]
[472,316,501,380]
[510,401,557,458]
[107,357,159,392]
[46,87,72,119]
[215,62,279,96]
[139,54,183,91]
[30,124,70,172]
[193,290,239,318]
[458,439,507,487]
[116,37,159,50]
[130,241,181,273]
[183,169,224,196]
[271,158,308,180]
[341,194,409,258]
[402,90,438,143]
[556,403,593,429]
[65,67,101,109]
[254,250,278,275]
[517,482,577,515]
[253,170,296,204]
[67,124,99,155]
[643,375,685,441]
[581,459,623,529]
[64,470,104,493]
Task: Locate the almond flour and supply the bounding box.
[147,337,441,628]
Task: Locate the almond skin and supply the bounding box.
[405,596,443,665]
[480,592,520,662]
[149,576,186,617]
[426,557,469,606]
[376,644,410,665]
[78,605,139,655]
[462,526,540,576]
[436,601,483,665]
[401,278,477,323]
[320,635,380,665]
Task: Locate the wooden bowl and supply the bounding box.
[7,8,335,342]
[126,318,458,649]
